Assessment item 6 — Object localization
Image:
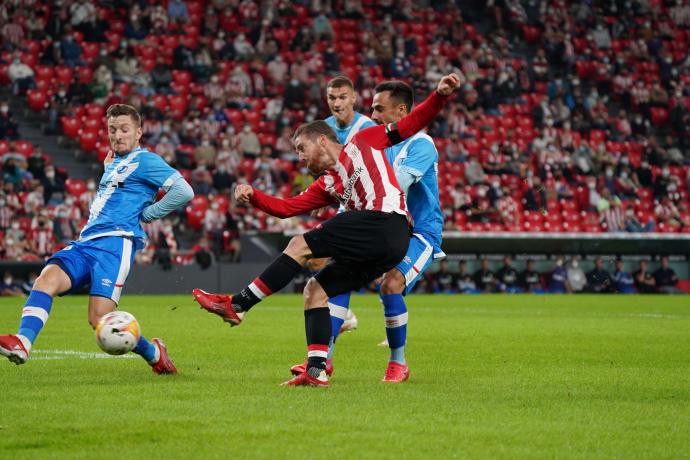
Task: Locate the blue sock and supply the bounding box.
[381,293,407,364]
[327,292,351,359]
[133,335,158,363]
[17,290,53,348]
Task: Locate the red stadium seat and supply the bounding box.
[26,89,48,112]
[650,107,669,127]
[78,130,98,152]
[61,117,81,138]
[54,66,73,86]
[14,140,33,157]
[65,178,87,197]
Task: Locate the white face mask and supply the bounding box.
[3,277,11,284]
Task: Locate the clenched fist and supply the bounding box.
[235,184,254,204]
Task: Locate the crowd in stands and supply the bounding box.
[416,255,686,294]
[1,0,690,264]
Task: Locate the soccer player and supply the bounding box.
[0,104,194,374]
[193,73,461,387]
[324,75,376,144]
[317,75,376,335]
[291,80,445,382]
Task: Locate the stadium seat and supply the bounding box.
[14,140,33,157]
[78,130,98,152]
[65,178,87,197]
[26,89,48,112]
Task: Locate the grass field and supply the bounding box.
[0,294,688,459]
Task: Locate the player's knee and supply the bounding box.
[284,236,311,263]
[380,270,406,295]
[33,266,68,297]
[303,277,328,308]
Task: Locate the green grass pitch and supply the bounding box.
[0,294,688,459]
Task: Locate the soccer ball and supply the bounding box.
[95,311,141,355]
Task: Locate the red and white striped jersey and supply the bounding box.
[319,132,406,215]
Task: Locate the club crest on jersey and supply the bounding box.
[344,143,360,159]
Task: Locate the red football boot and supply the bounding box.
[192,288,243,326]
[0,334,29,365]
[382,361,410,383]
[281,370,329,387]
[149,338,177,375]
[289,359,333,376]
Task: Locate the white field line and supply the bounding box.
[32,349,137,360]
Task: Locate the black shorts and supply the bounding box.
[303,210,410,298]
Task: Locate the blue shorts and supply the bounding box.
[47,236,136,305]
[394,233,440,295]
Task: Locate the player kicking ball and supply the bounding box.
[193,74,460,387]
[290,80,447,382]
[0,104,194,374]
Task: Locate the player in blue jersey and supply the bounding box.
[0,104,194,374]
[313,75,376,332]
[291,80,445,382]
[323,75,376,144]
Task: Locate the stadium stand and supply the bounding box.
[0,0,689,292]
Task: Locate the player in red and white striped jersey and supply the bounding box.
[193,73,461,387]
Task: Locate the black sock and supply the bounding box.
[305,307,331,377]
[233,253,303,312]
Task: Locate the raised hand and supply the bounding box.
[437,73,463,96]
[234,184,254,204]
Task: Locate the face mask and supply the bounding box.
[556,260,563,267]
[0,200,5,206]
[11,222,19,230]
[662,170,670,177]
[621,172,628,179]
[3,277,11,285]
[46,171,55,179]
[571,261,578,268]
[243,126,251,133]
[87,182,96,191]
[605,169,613,177]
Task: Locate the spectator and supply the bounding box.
[587,257,613,293]
[613,259,635,294]
[0,271,24,296]
[151,57,173,93]
[520,259,544,294]
[312,12,334,40]
[69,0,96,31]
[168,0,189,23]
[233,33,255,60]
[633,260,656,294]
[566,257,586,293]
[496,256,521,293]
[432,259,456,293]
[237,124,261,158]
[653,256,681,294]
[455,261,479,294]
[60,32,83,67]
[473,258,496,293]
[624,207,655,233]
[41,166,66,204]
[8,56,35,95]
[549,256,569,293]
[0,102,19,139]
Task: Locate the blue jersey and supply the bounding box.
[324,112,375,144]
[385,132,443,257]
[80,146,181,247]
[613,270,635,292]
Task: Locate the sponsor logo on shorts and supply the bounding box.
[404,256,412,264]
[101,278,113,287]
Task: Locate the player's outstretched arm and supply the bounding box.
[141,177,194,223]
[240,178,337,218]
[353,73,463,150]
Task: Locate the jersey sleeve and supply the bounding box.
[141,152,182,191]
[350,91,449,150]
[397,137,438,182]
[249,176,337,218]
